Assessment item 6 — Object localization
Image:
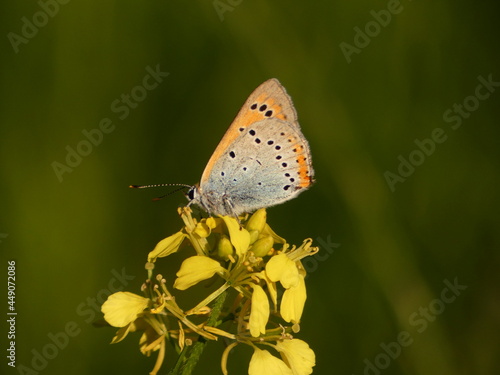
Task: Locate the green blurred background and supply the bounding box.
[1,1,499,374]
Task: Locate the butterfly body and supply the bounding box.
[187,79,314,217]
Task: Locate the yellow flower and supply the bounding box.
[248,347,293,375]
[265,253,299,289]
[249,284,270,337]
[148,231,186,262]
[101,292,150,327]
[280,274,307,323]
[101,207,320,374]
[276,339,315,375]
[173,255,225,290]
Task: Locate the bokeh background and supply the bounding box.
[1,1,499,374]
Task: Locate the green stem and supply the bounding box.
[168,290,228,375]
[186,281,230,315]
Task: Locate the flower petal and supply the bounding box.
[266,253,299,289]
[249,284,270,337]
[174,256,224,290]
[205,217,217,229]
[261,223,286,244]
[194,221,212,237]
[280,274,307,323]
[221,216,250,256]
[276,339,315,375]
[148,231,186,262]
[110,323,133,344]
[249,348,293,375]
[101,292,150,327]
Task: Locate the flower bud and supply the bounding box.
[249,230,260,245]
[250,235,274,257]
[216,234,234,260]
[245,208,267,233]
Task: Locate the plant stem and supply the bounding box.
[168,290,228,375]
[186,281,230,315]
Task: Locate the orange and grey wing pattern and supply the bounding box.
[201,79,299,185]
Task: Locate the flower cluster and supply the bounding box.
[101,207,318,374]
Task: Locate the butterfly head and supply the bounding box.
[185,184,211,214]
[186,185,200,206]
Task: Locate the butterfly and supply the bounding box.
[186,79,314,217]
[132,79,314,217]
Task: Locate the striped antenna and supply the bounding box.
[129,183,193,201]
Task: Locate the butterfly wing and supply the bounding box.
[201,118,314,216]
[200,79,299,186]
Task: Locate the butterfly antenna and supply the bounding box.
[129,183,192,201]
